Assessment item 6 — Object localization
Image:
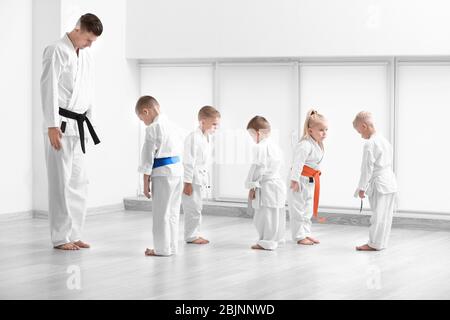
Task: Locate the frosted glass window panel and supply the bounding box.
[397,64,450,213]
[140,65,214,134]
[300,64,390,209]
[216,64,298,200]
[139,65,214,193]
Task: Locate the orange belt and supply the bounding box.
[301,165,321,219]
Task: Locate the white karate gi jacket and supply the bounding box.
[183,128,212,187]
[40,33,95,136]
[355,133,397,196]
[289,136,324,183]
[245,137,286,209]
[138,114,183,177]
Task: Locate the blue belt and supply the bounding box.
[152,156,180,169]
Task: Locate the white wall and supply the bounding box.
[127,0,450,59]
[31,0,140,213]
[0,0,33,215]
[32,0,61,212]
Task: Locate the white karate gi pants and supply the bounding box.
[288,178,315,241]
[151,176,182,256]
[253,206,286,250]
[368,191,397,250]
[45,136,88,247]
[182,184,204,242]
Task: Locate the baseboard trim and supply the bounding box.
[123,196,450,232]
[3,199,447,232]
[0,203,125,221]
[0,210,34,222]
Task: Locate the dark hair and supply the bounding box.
[247,115,271,131]
[79,13,103,36]
[135,95,160,113]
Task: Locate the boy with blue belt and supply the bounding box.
[136,96,183,256]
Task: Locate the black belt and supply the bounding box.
[59,107,100,153]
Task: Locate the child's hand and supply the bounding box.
[290,180,300,192]
[144,185,151,198]
[358,190,365,199]
[248,189,256,200]
[143,174,151,198]
[183,183,193,196]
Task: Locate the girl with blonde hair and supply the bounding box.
[288,109,328,245]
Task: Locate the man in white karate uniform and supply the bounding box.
[182,106,221,244]
[136,96,184,257]
[40,14,103,250]
[353,111,398,251]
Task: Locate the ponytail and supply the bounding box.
[301,109,326,149]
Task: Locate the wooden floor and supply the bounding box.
[0,210,449,300]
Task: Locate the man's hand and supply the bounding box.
[358,190,366,199]
[183,183,193,196]
[143,174,151,198]
[248,189,256,200]
[48,127,62,150]
[290,180,300,192]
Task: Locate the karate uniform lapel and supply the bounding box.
[68,51,83,110]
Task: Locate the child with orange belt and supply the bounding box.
[288,109,328,245]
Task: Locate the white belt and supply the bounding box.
[372,168,392,178]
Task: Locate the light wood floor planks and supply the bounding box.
[0,211,449,300]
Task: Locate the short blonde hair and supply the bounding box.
[353,111,374,128]
[135,95,159,113]
[198,106,221,120]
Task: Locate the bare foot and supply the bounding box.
[297,238,314,245]
[54,243,80,250]
[251,244,265,250]
[145,248,157,256]
[356,244,377,251]
[73,240,90,248]
[188,237,210,245]
[306,236,320,244]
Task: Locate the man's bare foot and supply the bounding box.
[145,248,158,256]
[356,244,377,251]
[297,238,314,245]
[251,244,265,250]
[188,237,210,244]
[54,243,80,250]
[306,236,320,244]
[73,240,90,248]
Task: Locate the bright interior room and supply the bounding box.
[1,0,449,300]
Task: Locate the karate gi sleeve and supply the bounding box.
[183,133,196,183]
[289,141,311,182]
[138,125,159,175]
[356,142,375,192]
[86,59,95,124]
[40,46,63,128]
[245,145,265,189]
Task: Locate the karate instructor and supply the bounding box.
[40,13,103,250]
